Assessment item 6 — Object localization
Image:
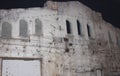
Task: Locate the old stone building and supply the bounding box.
[0,1,120,76]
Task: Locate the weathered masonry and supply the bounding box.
[0,1,120,76]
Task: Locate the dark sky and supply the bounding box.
[0,0,120,28]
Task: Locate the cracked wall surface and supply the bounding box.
[0,1,120,76]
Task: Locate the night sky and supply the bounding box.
[0,0,120,28]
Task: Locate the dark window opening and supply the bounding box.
[19,19,28,37]
[87,24,91,37]
[66,20,71,34]
[1,22,12,38]
[77,20,81,35]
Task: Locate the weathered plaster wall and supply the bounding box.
[0,1,119,76]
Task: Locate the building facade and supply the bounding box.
[0,1,120,76]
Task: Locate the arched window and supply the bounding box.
[77,20,81,35]
[1,22,12,38]
[19,19,28,37]
[66,20,71,34]
[87,24,91,37]
[35,18,42,36]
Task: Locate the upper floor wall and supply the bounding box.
[0,8,58,38]
[50,1,120,46]
[0,1,119,47]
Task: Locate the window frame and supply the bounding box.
[66,20,72,34]
[1,22,12,38]
[35,18,43,36]
[19,19,28,37]
[77,20,82,36]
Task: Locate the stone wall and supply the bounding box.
[0,1,119,76]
